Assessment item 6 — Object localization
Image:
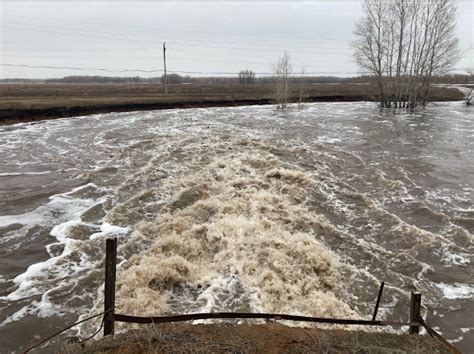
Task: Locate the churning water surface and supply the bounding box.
[0,102,472,352]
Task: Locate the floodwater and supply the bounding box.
[0,102,472,352]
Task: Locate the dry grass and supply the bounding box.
[0,82,462,109]
[67,323,451,354]
[0,83,375,110]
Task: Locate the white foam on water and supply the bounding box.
[0,183,105,230]
[191,275,247,321]
[77,137,366,336]
[1,103,473,349]
[0,183,113,325]
[1,304,33,326]
[0,171,52,177]
[0,211,44,230]
[455,207,474,213]
[416,264,434,280]
[441,249,471,266]
[89,222,129,240]
[449,336,464,344]
[316,137,342,144]
[435,283,474,300]
[5,291,60,324]
[74,130,468,338]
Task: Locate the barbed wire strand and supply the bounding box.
[418,317,462,354]
[23,310,110,354]
[78,316,106,344]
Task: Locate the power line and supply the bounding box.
[0,47,353,67]
[0,46,349,59]
[0,54,275,67]
[0,63,366,76]
[167,56,356,69]
[3,24,157,44]
[4,12,346,42]
[0,54,357,69]
[169,47,351,64]
[3,20,352,52]
[4,24,352,56]
[170,43,352,57]
[0,63,163,73]
[3,63,468,76]
[3,13,471,76]
[1,55,163,59]
[4,63,468,75]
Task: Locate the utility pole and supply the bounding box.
[163,42,168,95]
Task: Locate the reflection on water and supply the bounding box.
[0,102,472,352]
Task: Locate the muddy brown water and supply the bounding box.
[0,102,472,353]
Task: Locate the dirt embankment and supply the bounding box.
[70,323,451,353]
[0,83,463,125]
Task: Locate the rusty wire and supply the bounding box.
[418,317,462,354]
[113,311,415,327]
[22,309,111,353]
[21,309,461,353]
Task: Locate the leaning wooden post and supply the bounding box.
[104,238,117,336]
[372,281,385,321]
[409,292,421,334]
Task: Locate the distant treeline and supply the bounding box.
[42,74,383,84]
[46,75,163,83]
[2,73,472,85]
[43,74,360,84]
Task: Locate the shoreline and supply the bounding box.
[0,95,463,126]
[0,96,371,126]
[0,82,464,126]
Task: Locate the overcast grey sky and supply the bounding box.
[1,1,472,78]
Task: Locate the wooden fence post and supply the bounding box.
[104,238,117,336]
[372,282,385,321]
[409,292,421,334]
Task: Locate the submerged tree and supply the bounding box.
[466,69,474,105]
[274,51,292,109]
[352,0,459,108]
[466,90,473,106]
[298,65,306,109]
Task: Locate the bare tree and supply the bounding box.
[238,70,256,84]
[298,65,305,109]
[466,90,473,106]
[274,51,292,109]
[463,68,473,105]
[161,73,185,84]
[467,68,474,80]
[352,0,459,108]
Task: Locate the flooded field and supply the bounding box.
[0,102,472,352]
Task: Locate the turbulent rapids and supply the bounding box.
[109,139,355,320]
[0,102,473,351]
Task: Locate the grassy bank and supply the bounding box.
[70,323,450,353]
[0,83,464,125]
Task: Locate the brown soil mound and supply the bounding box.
[71,323,450,353]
